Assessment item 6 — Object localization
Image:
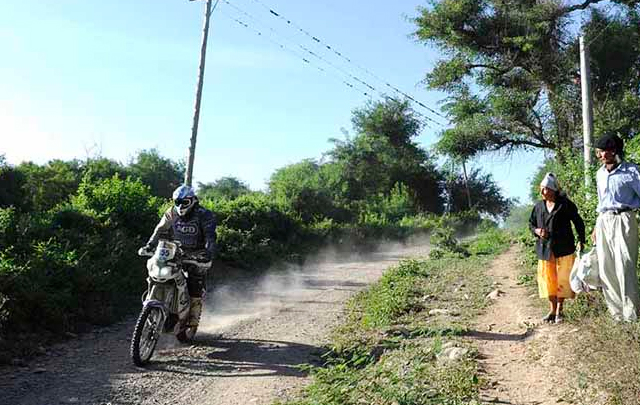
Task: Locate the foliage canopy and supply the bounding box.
[415,0,640,159]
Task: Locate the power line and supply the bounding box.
[222,0,375,94]
[210,0,221,15]
[219,0,445,127]
[219,11,373,98]
[243,0,448,121]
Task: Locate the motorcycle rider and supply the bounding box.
[138,184,217,328]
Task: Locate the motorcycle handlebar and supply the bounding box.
[139,242,210,263]
[137,247,154,257]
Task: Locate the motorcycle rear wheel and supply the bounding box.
[130,306,163,366]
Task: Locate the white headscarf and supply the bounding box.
[540,172,559,191]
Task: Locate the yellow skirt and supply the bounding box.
[537,253,576,299]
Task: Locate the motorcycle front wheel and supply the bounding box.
[130,305,163,366]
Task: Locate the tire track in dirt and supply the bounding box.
[0,244,429,405]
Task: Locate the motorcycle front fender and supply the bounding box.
[143,299,168,316]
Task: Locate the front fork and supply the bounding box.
[141,299,167,338]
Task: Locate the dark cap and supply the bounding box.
[595,133,623,154]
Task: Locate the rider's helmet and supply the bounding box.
[172,185,198,217]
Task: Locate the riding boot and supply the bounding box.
[187,297,203,327]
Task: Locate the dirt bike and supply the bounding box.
[130,239,210,366]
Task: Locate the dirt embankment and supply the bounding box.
[0,243,429,405]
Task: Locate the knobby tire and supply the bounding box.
[130,305,162,366]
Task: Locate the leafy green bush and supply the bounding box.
[467,229,510,256]
[201,194,305,267]
[0,176,158,357]
[359,183,417,224]
[72,174,162,236]
[268,159,353,223]
[429,226,469,258]
[126,148,184,198]
[197,177,251,201]
[0,207,17,250]
[0,157,27,210]
[14,160,82,212]
[398,213,440,230]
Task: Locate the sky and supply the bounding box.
[0,0,546,204]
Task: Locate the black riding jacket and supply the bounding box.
[145,204,217,258]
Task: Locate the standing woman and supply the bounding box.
[530,173,586,323]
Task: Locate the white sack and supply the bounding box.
[570,248,602,293]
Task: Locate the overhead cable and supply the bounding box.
[243,0,448,121]
[220,1,445,126]
[222,0,375,94]
[219,11,373,98]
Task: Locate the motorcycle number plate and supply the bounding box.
[158,248,172,260]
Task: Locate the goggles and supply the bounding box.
[175,197,193,207]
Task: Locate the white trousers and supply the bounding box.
[596,211,640,321]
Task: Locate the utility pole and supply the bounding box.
[579,36,594,197]
[461,159,472,210]
[185,0,213,187]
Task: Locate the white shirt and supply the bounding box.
[596,162,640,213]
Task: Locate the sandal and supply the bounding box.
[542,312,555,323]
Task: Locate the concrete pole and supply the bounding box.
[185,0,213,187]
[580,36,594,196]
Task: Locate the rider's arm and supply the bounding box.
[200,209,217,259]
[145,208,175,248]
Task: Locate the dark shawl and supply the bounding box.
[529,195,586,260]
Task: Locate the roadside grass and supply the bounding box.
[515,230,640,405]
[276,229,510,405]
[560,317,640,405]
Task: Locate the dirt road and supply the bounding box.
[0,244,428,405]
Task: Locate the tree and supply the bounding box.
[197,177,251,201]
[268,160,351,223]
[72,174,161,236]
[504,203,533,230]
[16,160,82,212]
[585,10,640,139]
[127,149,184,198]
[443,167,512,218]
[82,157,125,182]
[329,98,445,213]
[0,155,27,210]
[414,0,640,159]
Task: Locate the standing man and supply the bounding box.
[592,133,640,322]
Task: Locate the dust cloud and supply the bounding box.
[197,236,431,335]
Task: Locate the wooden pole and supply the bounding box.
[185,0,213,187]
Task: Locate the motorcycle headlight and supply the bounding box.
[158,266,173,278]
[148,260,177,280]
